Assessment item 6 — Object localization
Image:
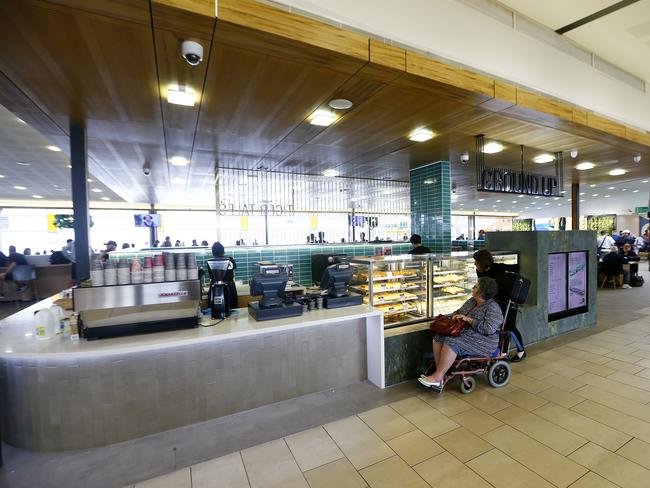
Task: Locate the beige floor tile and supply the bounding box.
[451,407,503,435]
[517,365,554,380]
[635,359,650,369]
[450,389,511,414]
[359,456,428,488]
[358,405,416,441]
[555,346,612,365]
[417,392,474,416]
[466,449,554,488]
[602,359,643,374]
[482,425,587,487]
[191,453,249,488]
[617,438,650,469]
[386,429,443,466]
[497,388,548,411]
[434,426,492,462]
[608,370,650,391]
[544,362,588,379]
[390,397,459,438]
[241,439,309,488]
[574,384,650,422]
[533,403,631,451]
[415,451,492,488]
[605,350,644,363]
[323,416,394,470]
[134,468,191,488]
[573,361,617,377]
[285,426,344,472]
[574,372,650,403]
[572,399,650,444]
[569,442,650,488]
[536,386,585,409]
[569,472,620,488]
[581,339,630,353]
[535,372,586,392]
[483,382,520,398]
[632,342,650,352]
[630,349,650,360]
[554,356,588,368]
[303,458,367,488]
[508,374,552,394]
[493,405,587,455]
[568,342,612,355]
[635,367,650,380]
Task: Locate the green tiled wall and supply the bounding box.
[451,240,486,251]
[410,162,451,254]
[109,243,412,286]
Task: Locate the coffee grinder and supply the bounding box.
[207,258,234,319]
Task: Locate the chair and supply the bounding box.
[10,264,37,302]
[599,261,621,289]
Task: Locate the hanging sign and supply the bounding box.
[310,214,318,230]
[478,168,559,197]
[240,216,249,231]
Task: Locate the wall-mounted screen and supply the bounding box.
[134,214,160,228]
[548,250,589,321]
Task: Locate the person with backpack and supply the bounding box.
[597,231,615,258]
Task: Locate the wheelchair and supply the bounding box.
[421,274,530,394]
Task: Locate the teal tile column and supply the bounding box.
[410,161,451,253]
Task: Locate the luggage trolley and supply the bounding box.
[421,273,531,394]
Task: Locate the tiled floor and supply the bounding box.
[134,305,650,488]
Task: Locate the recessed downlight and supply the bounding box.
[533,153,554,164]
[167,84,196,106]
[323,169,339,177]
[169,156,190,166]
[608,168,626,176]
[91,188,103,193]
[589,184,596,187]
[482,142,504,154]
[87,178,94,183]
[408,128,435,142]
[309,109,337,127]
[423,179,434,185]
[0,174,4,178]
[100,197,111,201]
[575,162,594,170]
[13,186,26,190]
[633,190,639,193]
[46,145,61,152]
[32,195,43,199]
[16,161,30,166]
[328,99,353,110]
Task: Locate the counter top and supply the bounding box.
[0,297,381,358]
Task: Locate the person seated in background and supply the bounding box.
[122,243,130,249]
[408,234,432,254]
[23,248,32,256]
[99,240,117,262]
[0,245,29,296]
[456,234,466,240]
[617,230,634,250]
[201,240,209,246]
[161,236,172,247]
[191,239,198,246]
[174,240,182,247]
[419,277,503,391]
[602,245,631,288]
[620,242,640,281]
[477,230,486,240]
[597,230,615,258]
[151,240,160,247]
[473,249,525,361]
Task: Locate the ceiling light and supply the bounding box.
[492,205,497,207]
[496,199,501,203]
[580,199,585,202]
[482,142,504,154]
[91,188,103,193]
[100,197,111,201]
[423,179,434,185]
[46,145,61,152]
[32,195,43,199]
[579,192,585,195]
[560,190,566,194]
[408,128,435,142]
[557,203,562,206]
[323,169,339,177]
[16,161,30,166]
[171,177,185,184]
[643,180,648,183]
[459,203,464,206]
[633,190,639,193]
[533,153,554,164]
[309,109,337,127]
[167,84,196,106]
[622,188,628,191]
[604,195,611,198]
[518,195,524,198]
[511,201,517,203]
[568,199,572,202]
[544,203,550,205]
[13,186,26,190]
[608,187,615,190]
[17,118,26,124]
[67,165,72,169]
[169,156,189,166]
[589,184,596,187]
[479,198,485,202]
[554,197,560,201]
[328,99,353,110]
[534,196,540,199]
[592,194,599,197]
[608,168,626,176]
[87,178,94,183]
[575,162,594,170]
[0,175,4,178]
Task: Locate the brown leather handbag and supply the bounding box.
[429,314,466,337]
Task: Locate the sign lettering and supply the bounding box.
[479,168,558,197]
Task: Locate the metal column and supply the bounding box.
[149,204,157,245]
[70,123,91,284]
[571,183,580,230]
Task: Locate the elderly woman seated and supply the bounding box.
[419,276,503,391]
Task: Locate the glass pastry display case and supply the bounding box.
[348,255,430,328]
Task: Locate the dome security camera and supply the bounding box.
[182,40,203,66]
[460,153,470,164]
[142,162,151,176]
[634,155,642,163]
[570,149,578,159]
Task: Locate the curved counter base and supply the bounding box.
[0,303,383,450]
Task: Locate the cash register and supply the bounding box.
[320,262,363,308]
[248,266,303,321]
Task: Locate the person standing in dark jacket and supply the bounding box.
[408,234,432,255]
[211,242,238,310]
[473,249,526,361]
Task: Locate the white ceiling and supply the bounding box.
[0,104,122,203]
[499,0,650,83]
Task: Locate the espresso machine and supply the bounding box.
[207,258,234,319]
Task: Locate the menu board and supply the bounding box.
[568,252,587,309]
[548,253,567,315]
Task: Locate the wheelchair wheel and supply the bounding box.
[488,360,511,388]
[459,376,476,394]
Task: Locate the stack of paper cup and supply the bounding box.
[186,253,198,280]
[164,253,176,281]
[117,259,131,285]
[176,253,187,281]
[104,260,117,286]
[143,256,153,283]
[90,261,104,286]
[153,254,164,282]
[131,258,143,284]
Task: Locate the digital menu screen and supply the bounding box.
[548,253,568,315]
[568,251,587,309]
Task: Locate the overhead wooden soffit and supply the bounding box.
[215,0,650,153]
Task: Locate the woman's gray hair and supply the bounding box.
[476,276,498,300]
